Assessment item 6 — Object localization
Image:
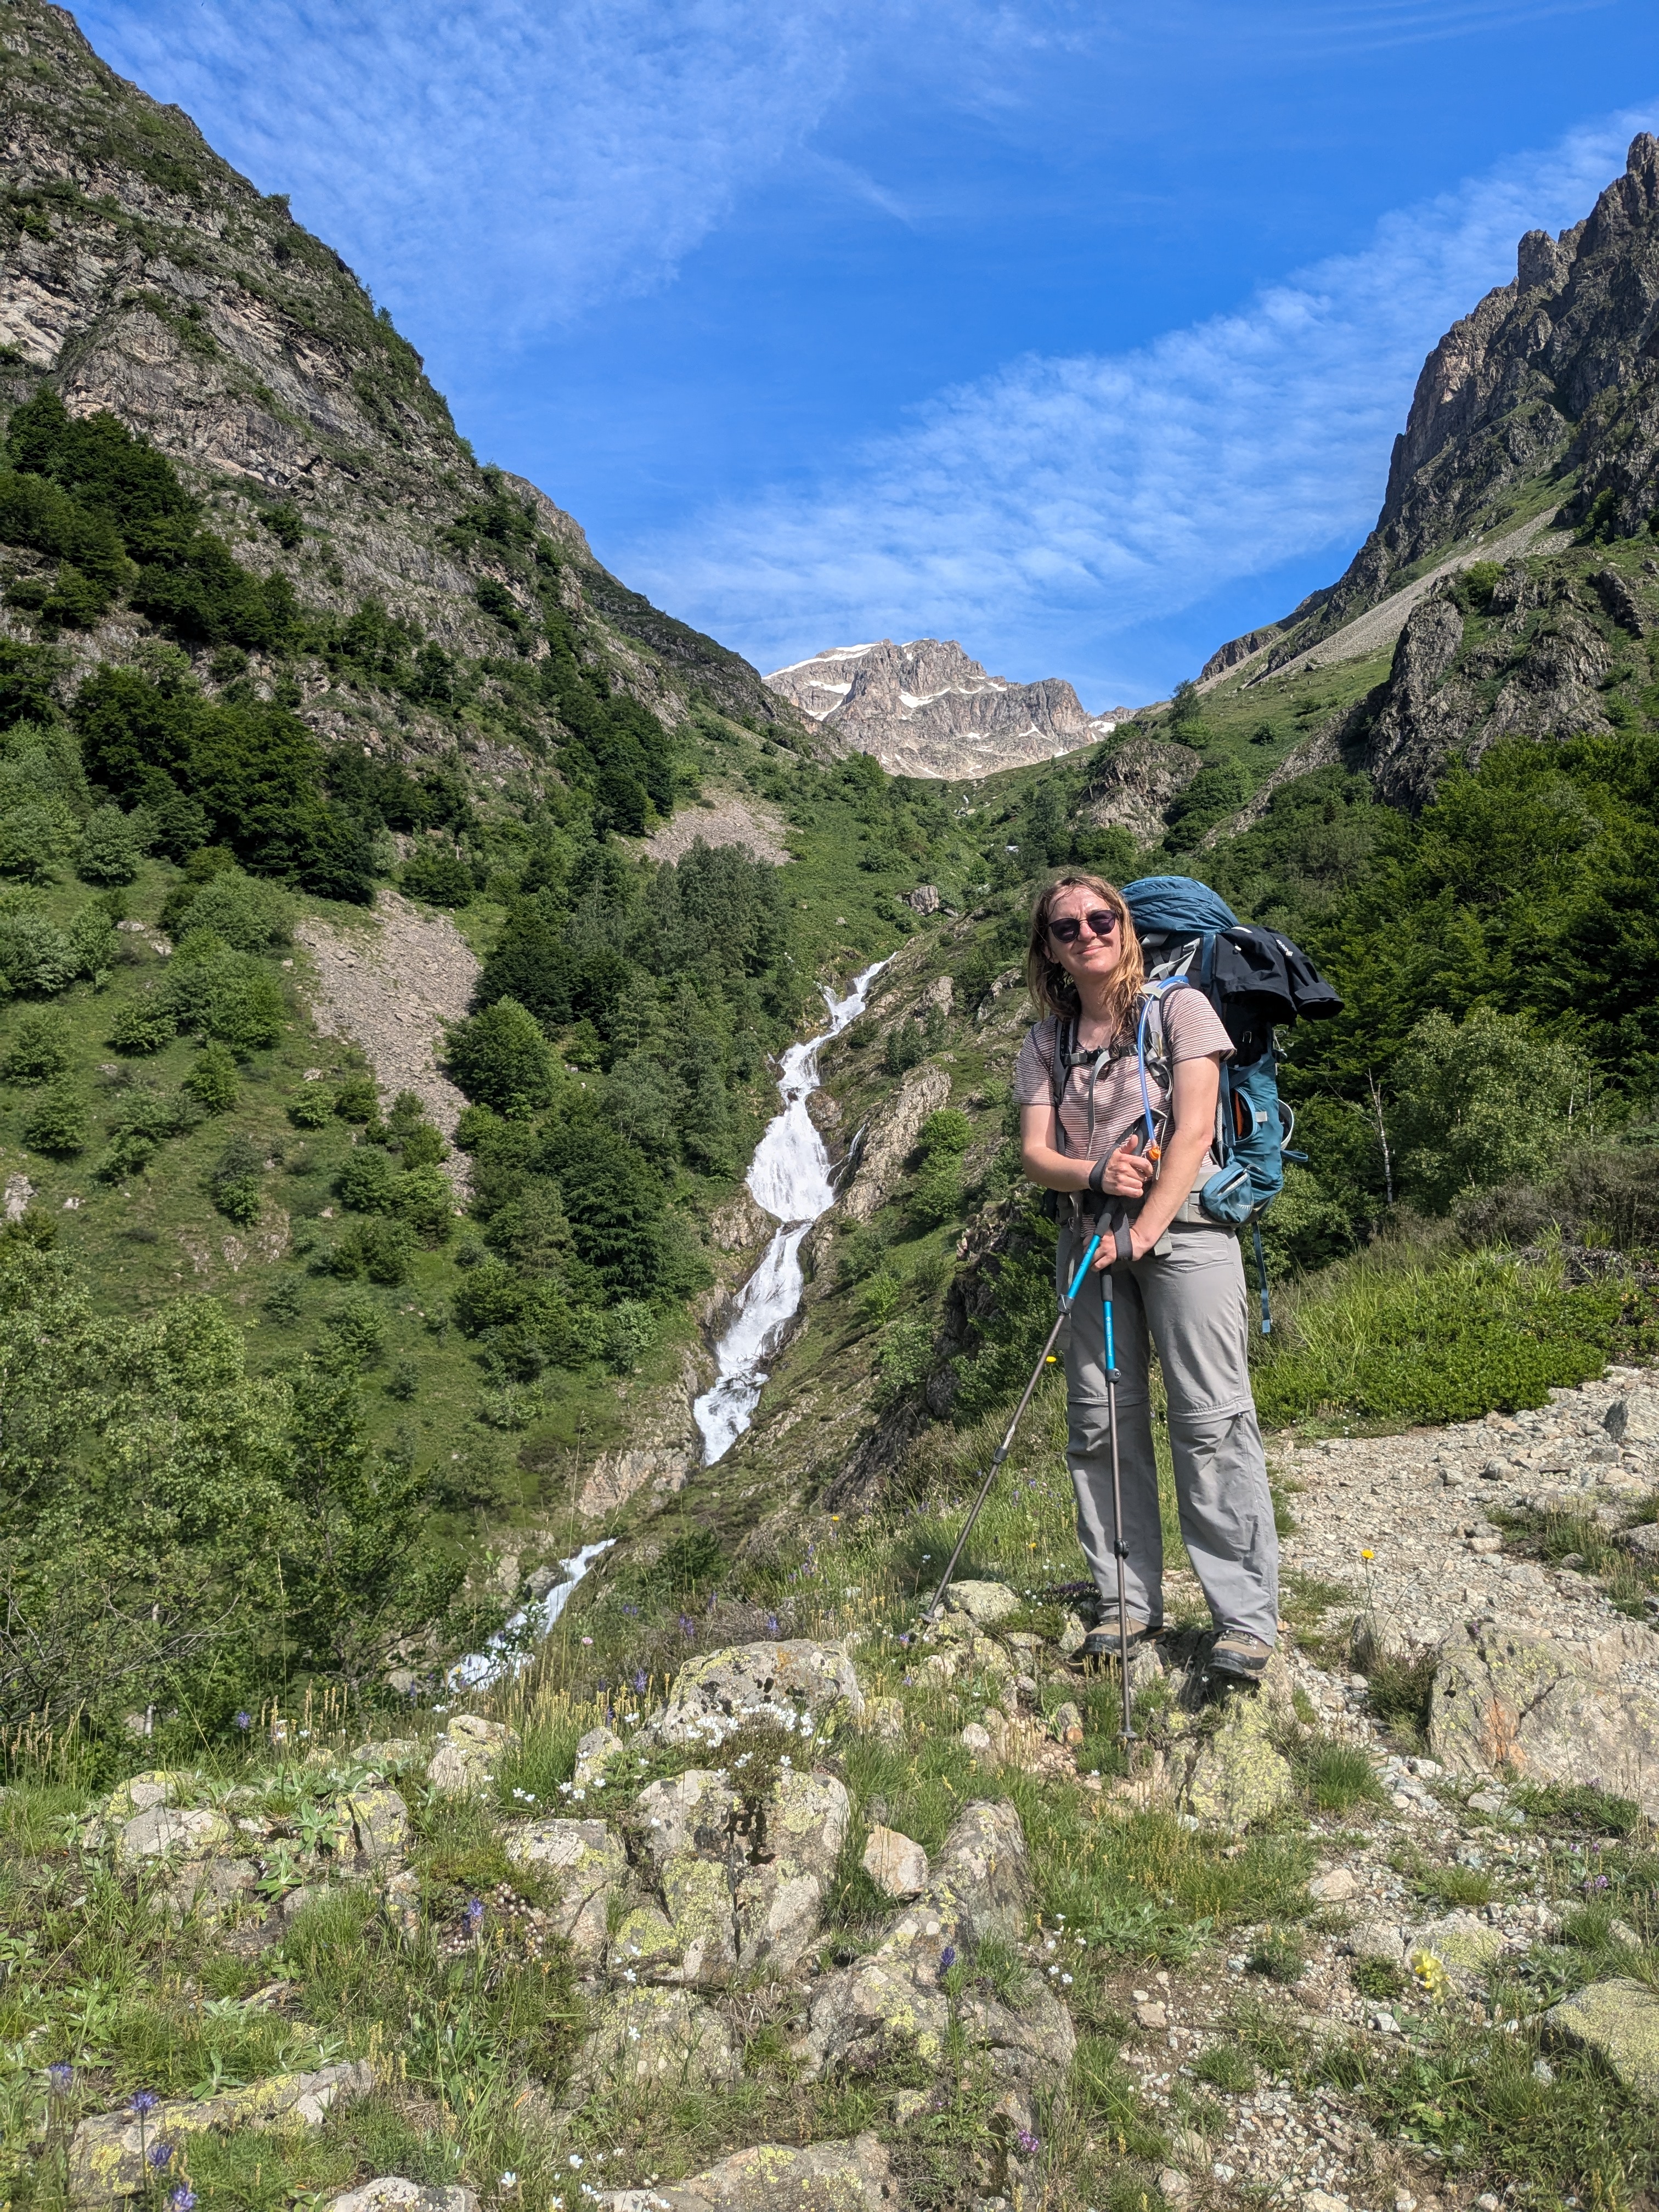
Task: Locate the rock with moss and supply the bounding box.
[502,1816,626,1964]
[573,1723,627,1789]
[68,2061,376,2199]
[1409,1910,1505,1971]
[653,1638,864,1751]
[588,2131,898,2208]
[324,2182,478,2212]
[733,1768,851,1974]
[1547,1977,1659,2099]
[1113,1630,1299,1827]
[425,1713,518,1796]
[1430,1618,1659,1817]
[115,1802,236,1865]
[944,1578,1020,1626]
[343,1787,410,1867]
[568,1984,740,2099]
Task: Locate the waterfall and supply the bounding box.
[693,958,888,1464]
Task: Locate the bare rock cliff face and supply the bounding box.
[1256,135,1659,672]
[766,637,1122,778]
[0,0,791,729]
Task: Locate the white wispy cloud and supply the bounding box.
[624,110,1658,702]
[76,0,868,335]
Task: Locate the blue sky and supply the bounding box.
[76,1,1659,706]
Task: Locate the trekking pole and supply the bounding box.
[924,1228,1103,1622]
[1101,1214,1137,1746]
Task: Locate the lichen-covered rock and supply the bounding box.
[68,2061,375,2200]
[919,1798,1028,1944]
[324,2182,477,2212]
[1114,1630,1298,1827]
[347,1739,420,1776]
[1411,1911,1505,1970]
[944,1579,1020,1626]
[858,1695,906,1741]
[573,1724,627,1790]
[1430,1618,1659,1817]
[501,1818,626,1963]
[569,1985,740,2097]
[100,1770,195,1827]
[115,1803,235,1865]
[735,1769,851,1976]
[588,2131,898,2209]
[425,1714,517,1797]
[163,1855,259,1921]
[344,1788,410,1866]
[654,1639,864,1749]
[1605,1386,1659,1448]
[1547,1977,1659,2099]
[863,1826,928,1899]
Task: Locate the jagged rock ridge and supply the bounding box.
[0,0,795,734]
[766,636,1125,778]
[1205,133,1659,685]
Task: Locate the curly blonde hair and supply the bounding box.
[1024,872,1144,1035]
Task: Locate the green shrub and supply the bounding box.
[445,997,555,1116]
[183,1041,240,1113]
[1245,1928,1306,1982]
[108,989,179,1054]
[162,941,286,1052]
[329,1216,416,1286]
[76,803,144,886]
[320,1289,386,1371]
[1294,1740,1386,1812]
[97,1082,201,1178]
[286,1080,334,1128]
[1393,1006,1586,1212]
[22,1075,88,1155]
[605,1297,656,1372]
[918,1107,973,1157]
[884,1022,925,1076]
[0,1008,68,1081]
[1350,1955,1406,2000]
[336,1144,399,1214]
[209,1134,265,1225]
[333,1073,381,1123]
[0,798,76,882]
[1252,1249,1656,1427]
[392,1165,454,1243]
[1193,2043,1256,2092]
[401,844,473,906]
[0,904,77,994]
[172,866,294,952]
[263,1274,303,1322]
[910,1151,964,1228]
[398,1120,447,1169]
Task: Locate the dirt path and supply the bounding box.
[295,890,479,1177]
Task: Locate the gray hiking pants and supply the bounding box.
[1058,1218,1279,1646]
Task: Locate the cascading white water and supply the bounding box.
[445,1537,614,1690]
[693,959,888,1464]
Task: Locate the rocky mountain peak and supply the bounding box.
[766,636,1126,779]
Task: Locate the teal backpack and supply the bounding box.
[1121,875,1343,1331]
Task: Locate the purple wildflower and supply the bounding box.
[1015,2129,1041,2156]
[235,1711,251,1730]
[633,1669,647,1694]
[46,2062,72,2096]
[465,1897,486,1934]
[170,2188,198,2212]
[678,1613,697,1642]
[939,1944,956,1972]
[765,1614,781,1636]
[147,2140,174,2171]
[131,2090,160,2117]
[898,1633,910,1647]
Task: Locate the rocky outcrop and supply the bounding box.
[653,1638,866,1747]
[0,0,792,737]
[577,1350,704,1519]
[1429,1618,1659,1816]
[1252,134,1659,665]
[1080,733,1204,845]
[1547,1979,1659,2100]
[589,2134,899,2210]
[766,638,1121,779]
[426,1713,517,1795]
[70,2063,376,2200]
[840,1062,951,1223]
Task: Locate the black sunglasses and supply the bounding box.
[1047,908,1120,945]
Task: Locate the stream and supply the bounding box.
[692,958,888,1464]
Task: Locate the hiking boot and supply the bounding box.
[1207,1629,1273,1683]
[1076,1616,1159,1667]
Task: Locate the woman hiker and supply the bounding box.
[1014,871,1279,1682]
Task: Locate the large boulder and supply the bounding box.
[568,1985,740,2099]
[501,1818,627,1965]
[1430,1619,1659,1817]
[425,1714,517,1796]
[588,2133,898,2209]
[654,1640,864,1750]
[115,1803,235,1865]
[69,2062,375,2200]
[944,1579,1020,1626]
[629,1764,852,1985]
[324,2184,476,2212]
[1547,1978,1659,2099]
[795,1799,1069,2094]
